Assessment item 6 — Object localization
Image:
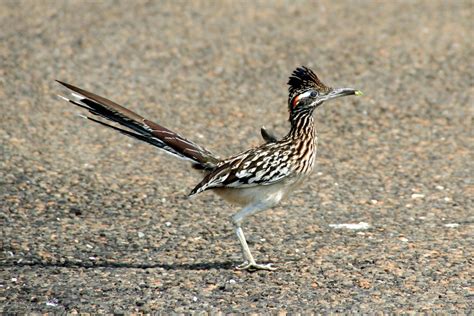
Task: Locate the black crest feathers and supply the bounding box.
[287,67,330,105]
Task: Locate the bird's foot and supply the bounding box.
[235,261,276,271]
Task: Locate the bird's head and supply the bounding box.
[288,66,362,116]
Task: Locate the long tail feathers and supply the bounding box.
[56,80,219,169]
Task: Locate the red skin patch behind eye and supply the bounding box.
[292,95,300,108]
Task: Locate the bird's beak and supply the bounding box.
[321,88,363,102]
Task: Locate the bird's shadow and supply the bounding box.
[1,259,235,271]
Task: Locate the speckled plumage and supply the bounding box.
[189,112,317,197]
[57,66,359,271]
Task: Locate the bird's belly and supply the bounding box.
[212,176,307,207]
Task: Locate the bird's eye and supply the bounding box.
[292,90,317,107]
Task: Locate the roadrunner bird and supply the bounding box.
[57,66,362,271]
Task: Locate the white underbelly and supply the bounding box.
[212,175,307,207]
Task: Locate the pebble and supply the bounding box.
[329,222,371,230]
[444,223,459,228]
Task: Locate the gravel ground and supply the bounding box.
[1,0,472,313]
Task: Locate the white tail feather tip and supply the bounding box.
[76,113,89,119]
[69,92,85,101]
[57,94,70,102]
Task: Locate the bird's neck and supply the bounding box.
[288,109,316,140]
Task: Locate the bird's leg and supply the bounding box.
[235,225,255,263]
[232,205,276,271]
[234,225,275,271]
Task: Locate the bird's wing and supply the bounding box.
[260,126,278,143]
[189,142,293,196]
